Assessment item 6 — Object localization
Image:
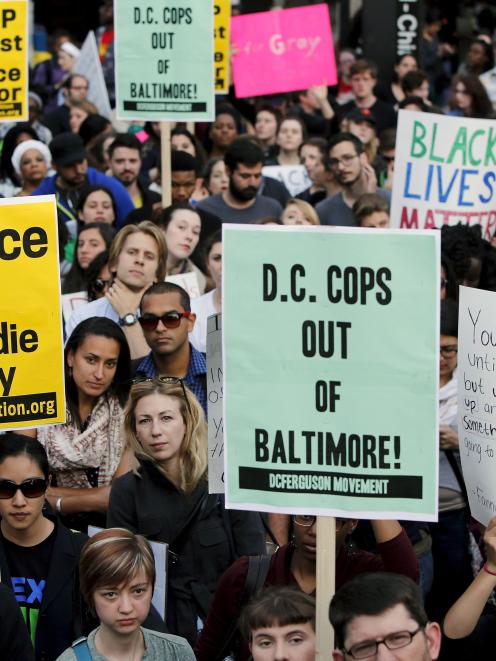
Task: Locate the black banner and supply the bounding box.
[0,392,57,423]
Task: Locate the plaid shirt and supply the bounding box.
[136,343,207,414]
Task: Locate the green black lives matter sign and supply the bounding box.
[114,0,215,121]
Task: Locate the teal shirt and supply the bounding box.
[56,627,196,661]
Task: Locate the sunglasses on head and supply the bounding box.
[131,376,192,414]
[0,477,47,499]
[138,310,191,331]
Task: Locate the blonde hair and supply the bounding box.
[124,379,207,493]
[108,221,168,282]
[80,528,155,613]
[69,99,98,115]
[284,198,320,225]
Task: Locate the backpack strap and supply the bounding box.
[71,637,92,661]
[214,554,272,661]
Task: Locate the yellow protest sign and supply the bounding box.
[0,0,28,121]
[214,0,230,93]
[0,196,65,429]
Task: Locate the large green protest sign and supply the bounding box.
[114,0,214,121]
[223,226,439,520]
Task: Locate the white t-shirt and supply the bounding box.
[189,289,217,354]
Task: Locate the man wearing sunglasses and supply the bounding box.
[134,281,207,413]
[330,573,441,660]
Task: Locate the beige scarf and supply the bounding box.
[38,395,124,488]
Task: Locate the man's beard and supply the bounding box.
[229,178,258,202]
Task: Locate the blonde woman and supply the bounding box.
[107,379,265,645]
[281,198,320,226]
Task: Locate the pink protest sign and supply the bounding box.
[231,4,337,98]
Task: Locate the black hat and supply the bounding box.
[49,132,86,166]
[345,107,376,126]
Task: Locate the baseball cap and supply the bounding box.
[345,107,376,126]
[49,132,86,166]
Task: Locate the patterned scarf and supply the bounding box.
[38,395,124,488]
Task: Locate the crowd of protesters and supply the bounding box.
[1,2,496,660]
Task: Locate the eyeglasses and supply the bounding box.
[345,627,422,659]
[131,376,191,415]
[293,515,348,530]
[329,154,359,169]
[381,154,395,163]
[440,345,457,358]
[90,278,111,294]
[138,310,192,331]
[0,478,47,499]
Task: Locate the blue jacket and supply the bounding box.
[32,167,135,228]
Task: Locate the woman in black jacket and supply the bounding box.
[107,378,265,645]
[0,433,88,661]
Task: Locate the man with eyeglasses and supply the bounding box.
[316,132,391,227]
[330,572,441,660]
[43,74,90,136]
[134,281,207,414]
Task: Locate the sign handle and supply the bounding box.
[160,121,172,208]
[316,516,335,660]
[186,121,195,134]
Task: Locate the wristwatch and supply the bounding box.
[119,313,137,327]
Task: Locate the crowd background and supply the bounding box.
[1,1,496,660]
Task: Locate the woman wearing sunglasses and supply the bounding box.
[23,317,132,532]
[86,250,112,302]
[0,433,89,661]
[156,203,207,295]
[195,515,418,660]
[62,223,115,295]
[107,378,265,646]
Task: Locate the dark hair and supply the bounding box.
[255,103,282,130]
[76,185,117,221]
[62,222,115,295]
[86,131,117,171]
[353,193,389,223]
[450,74,494,119]
[277,115,307,142]
[86,250,110,301]
[441,224,484,286]
[329,573,428,650]
[441,253,458,301]
[401,69,428,95]
[108,132,142,159]
[252,216,283,225]
[328,132,364,156]
[299,136,328,161]
[398,96,430,112]
[79,114,111,146]
[0,434,50,480]
[171,127,206,169]
[171,149,198,174]
[224,137,264,172]
[392,53,418,83]
[140,281,191,313]
[64,73,88,90]
[202,229,222,261]
[468,38,494,73]
[350,58,378,79]
[240,587,315,640]
[156,202,200,233]
[440,298,459,337]
[202,157,224,192]
[0,123,39,183]
[379,128,396,153]
[65,317,131,425]
[214,103,244,134]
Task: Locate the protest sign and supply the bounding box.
[0,196,65,429]
[231,4,337,98]
[166,271,200,300]
[391,111,496,240]
[0,0,28,121]
[61,291,88,325]
[262,164,312,197]
[223,225,439,520]
[457,286,496,525]
[214,0,230,94]
[114,0,215,121]
[89,527,167,618]
[207,313,224,494]
[74,31,111,118]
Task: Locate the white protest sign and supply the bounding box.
[391,111,496,240]
[458,286,496,525]
[166,271,201,300]
[207,313,224,494]
[262,164,312,197]
[88,526,168,619]
[73,31,112,118]
[61,291,88,325]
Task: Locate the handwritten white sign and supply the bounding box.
[207,313,224,494]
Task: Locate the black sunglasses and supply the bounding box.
[138,310,191,331]
[90,278,111,294]
[0,478,47,499]
[131,376,192,414]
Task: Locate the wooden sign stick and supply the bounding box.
[316,516,336,660]
[160,121,172,208]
